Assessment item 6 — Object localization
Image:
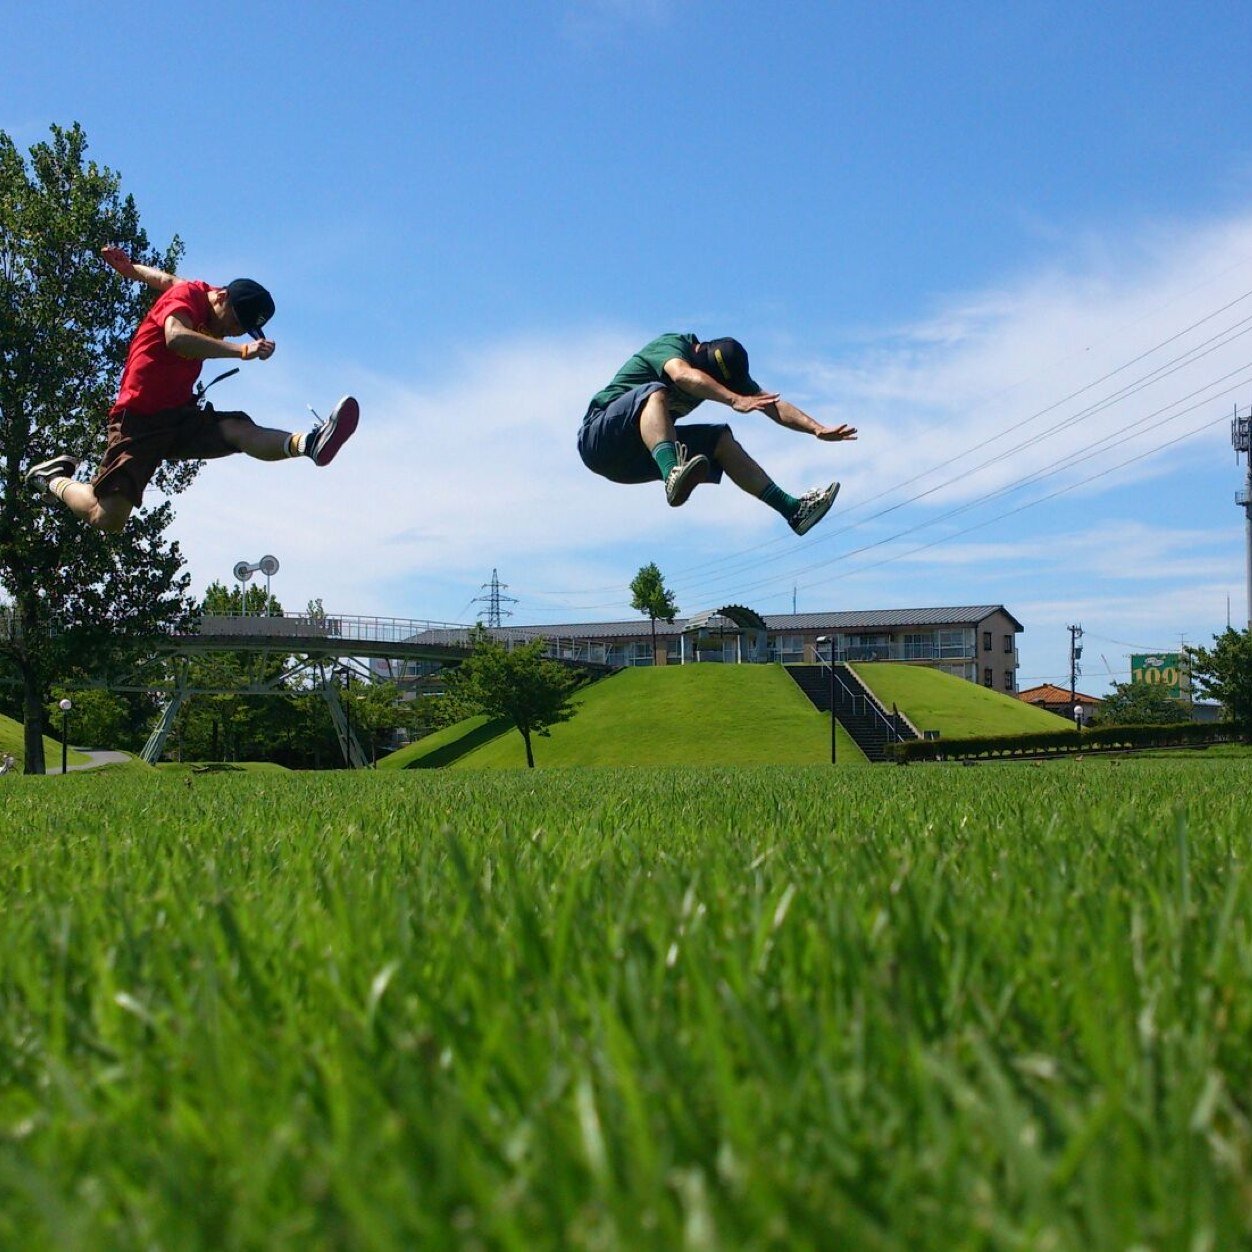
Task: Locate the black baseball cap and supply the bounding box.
[225,278,275,340]
[694,337,758,394]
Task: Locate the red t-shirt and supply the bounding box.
[111,280,216,416]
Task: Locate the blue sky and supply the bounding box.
[6,1,1252,690]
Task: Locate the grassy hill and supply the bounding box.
[851,662,1071,738]
[0,712,91,771]
[380,664,867,769]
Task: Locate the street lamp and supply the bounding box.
[816,636,836,765]
[232,554,280,616]
[58,697,72,775]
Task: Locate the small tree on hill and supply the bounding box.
[1090,681,1190,727]
[1186,628,1252,735]
[445,626,576,768]
[630,562,678,664]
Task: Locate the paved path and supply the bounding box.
[45,749,133,775]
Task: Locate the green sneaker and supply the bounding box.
[665,442,710,508]
[789,482,840,535]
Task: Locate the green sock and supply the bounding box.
[759,481,799,520]
[652,441,678,479]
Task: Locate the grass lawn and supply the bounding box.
[0,711,91,771]
[1,761,1250,1247]
[853,662,1072,738]
[384,664,866,769]
[155,761,291,776]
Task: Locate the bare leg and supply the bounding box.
[55,482,133,533]
[636,388,678,451]
[219,417,294,462]
[713,428,771,497]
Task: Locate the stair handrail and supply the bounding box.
[815,656,914,744]
[838,663,922,741]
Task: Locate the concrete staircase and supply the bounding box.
[786,663,919,762]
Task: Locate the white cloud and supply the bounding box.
[150,211,1252,688]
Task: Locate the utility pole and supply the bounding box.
[1067,623,1084,710]
[473,568,518,629]
[1233,405,1252,630]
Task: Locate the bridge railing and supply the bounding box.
[192,612,475,643]
[185,614,618,668]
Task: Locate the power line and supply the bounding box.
[527,286,1252,607]
[671,375,1252,606]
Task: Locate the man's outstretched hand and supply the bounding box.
[100,246,136,279]
[731,391,781,414]
[815,423,858,442]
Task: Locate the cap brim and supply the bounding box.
[246,327,265,341]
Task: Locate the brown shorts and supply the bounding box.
[93,405,255,507]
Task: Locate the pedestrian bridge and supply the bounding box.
[122,611,614,767]
[161,612,618,669]
[164,611,478,663]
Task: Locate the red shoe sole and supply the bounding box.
[314,397,359,466]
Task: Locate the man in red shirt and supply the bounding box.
[26,248,359,533]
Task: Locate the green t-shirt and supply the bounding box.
[588,333,707,419]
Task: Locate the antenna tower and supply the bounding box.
[474,568,518,628]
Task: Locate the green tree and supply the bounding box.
[45,687,150,753]
[169,581,289,763]
[0,124,194,772]
[342,678,422,765]
[1186,627,1252,735]
[1090,680,1190,727]
[445,627,577,768]
[630,561,679,664]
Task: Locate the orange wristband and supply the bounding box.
[241,342,253,360]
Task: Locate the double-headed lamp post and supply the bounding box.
[58,698,72,775]
[816,636,836,765]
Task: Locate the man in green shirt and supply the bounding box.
[577,334,856,533]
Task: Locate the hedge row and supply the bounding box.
[892,720,1243,762]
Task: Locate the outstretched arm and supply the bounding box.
[666,357,857,438]
[663,358,781,413]
[101,246,179,293]
[760,397,857,442]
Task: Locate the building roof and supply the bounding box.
[763,606,1023,631]
[415,605,1021,646]
[1019,683,1102,705]
[407,604,1023,644]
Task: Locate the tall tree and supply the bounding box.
[630,561,679,664]
[0,124,194,772]
[1090,680,1190,727]
[1186,628,1252,735]
[445,627,577,768]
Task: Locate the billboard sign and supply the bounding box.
[1130,653,1188,698]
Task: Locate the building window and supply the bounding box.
[1003,634,1013,654]
[982,631,992,651]
[939,629,972,658]
[768,634,805,663]
[847,633,889,661]
[627,641,654,666]
[903,631,935,660]
[983,667,993,687]
[1003,670,1014,692]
